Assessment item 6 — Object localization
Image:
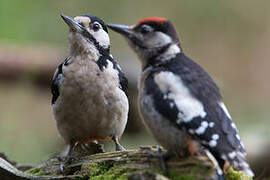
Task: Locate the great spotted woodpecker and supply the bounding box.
[108,17,254,177]
[51,14,128,171]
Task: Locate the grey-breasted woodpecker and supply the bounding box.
[108,17,254,177]
[51,14,128,170]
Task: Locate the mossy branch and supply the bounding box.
[0,146,252,180]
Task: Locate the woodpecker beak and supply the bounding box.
[107,24,132,37]
[61,13,84,33]
[108,24,146,49]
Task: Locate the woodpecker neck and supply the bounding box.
[142,43,182,70]
[68,33,110,59]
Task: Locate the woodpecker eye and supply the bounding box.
[93,23,100,31]
[140,25,152,34]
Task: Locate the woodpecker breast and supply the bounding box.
[52,55,128,143]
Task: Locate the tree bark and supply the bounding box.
[0,145,220,180]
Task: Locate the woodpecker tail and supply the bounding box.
[206,149,254,178]
[228,151,254,177]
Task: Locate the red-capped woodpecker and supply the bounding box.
[108,17,254,177]
[51,14,128,171]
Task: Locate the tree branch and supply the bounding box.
[0,145,220,180]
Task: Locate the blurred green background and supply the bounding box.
[0,0,269,178]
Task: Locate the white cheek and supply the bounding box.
[146,32,172,48]
[91,29,110,48]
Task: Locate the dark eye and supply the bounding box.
[140,26,152,34]
[93,23,100,31]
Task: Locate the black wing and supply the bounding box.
[144,53,246,166]
[51,57,70,104]
[115,65,128,95]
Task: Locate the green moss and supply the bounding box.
[25,167,45,176]
[172,175,197,180]
[150,169,197,180]
[73,177,88,180]
[89,174,128,180]
[81,157,222,180]
[168,164,212,180]
[142,164,207,180]
[117,174,129,180]
[90,175,116,180]
[86,161,129,180]
[225,167,253,180]
[169,171,197,180]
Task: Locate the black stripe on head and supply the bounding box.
[143,43,172,70]
[81,15,108,33]
[135,20,180,43]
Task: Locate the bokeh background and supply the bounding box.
[0,0,269,178]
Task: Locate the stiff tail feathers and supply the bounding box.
[228,151,254,177]
[206,149,254,178]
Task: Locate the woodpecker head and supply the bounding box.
[61,14,110,56]
[108,17,182,68]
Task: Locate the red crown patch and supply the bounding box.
[138,17,167,24]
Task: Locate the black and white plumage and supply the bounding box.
[51,14,128,169]
[108,17,254,177]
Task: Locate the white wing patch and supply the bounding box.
[209,140,217,147]
[228,151,237,159]
[209,134,219,147]
[219,102,232,119]
[154,71,207,123]
[209,122,215,128]
[195,121,208,135]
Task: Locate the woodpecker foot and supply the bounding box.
[116,143,126,151]
[59,155,77,173]
[112,136,126,151]
[58,142,78,174]
[148,146,169,176]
